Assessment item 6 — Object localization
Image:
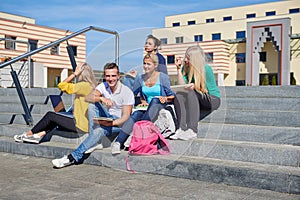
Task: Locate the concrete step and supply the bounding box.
[219,86,300,98]
[220,97,300,111]
[169,139,300,167]
[0,136,299,194]
[198,123,300,145]
[0,113,44,125]
[0,103,52,114]
[1,123,299,167]
[0,87,61,96]
[202,109,300,127]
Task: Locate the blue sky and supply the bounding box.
[0,0,280,72]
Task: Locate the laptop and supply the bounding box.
[49,95,66,112]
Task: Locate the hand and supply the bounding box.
[101,97,114,108]
[157,96,168,104]
[185,83,195,90]
[74,63,85,76]
[137,102,148,107]
[175,57,183,70]
[93,119,113,126]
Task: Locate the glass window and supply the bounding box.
[194,35,203,42]
[259,52,267,62]
[236,80,245,86]
[5,35,16,50]
[246,13,256,18]
[172,22,180,27]
[188,20,196,25]
[289,8,300,14]
[50,44,60,55]
[236,31,246,39]
[175,37,183,44]
[266,11,276,16]
[160,38,167,44]
[70,45,77,56]
[167,55,175,64]
[206,18,214,23]
[212,33,221,40]
[28,39,38,51]
[205,53,213,63]
[236,53,246,63]
[223,16,232,21]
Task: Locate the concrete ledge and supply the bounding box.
[169,139,300,167]
[0,137,299,194]
[198,123,300,145]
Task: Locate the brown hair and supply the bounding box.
[146,34,161,51]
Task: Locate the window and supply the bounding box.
[172,22,180,27]
[175,37,183,44]
[69,45,77,56]
[236,31,246,39]
[28,39,38,51]
[167,55,175,64]
[5,35,16,50]
[289,8,300,14]
[236,80,245,86]
[212,33,221,40]
[206,18,214,23]
[205,53,213,63]
[266,11,276,16]
[259,52,267,62]
[236,53,246,63]
[50,44,60,55]
[160,38,167,44]
[246,13,256,18]
[223,16,232,21]
[194,35,203,42]
[188,20,196,25]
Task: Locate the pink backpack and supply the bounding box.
[128,120,170,156]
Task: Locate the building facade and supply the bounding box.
[0,12,86,88]
[153,0,300,86]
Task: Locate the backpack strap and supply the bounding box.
[126,156,135,174]
[157,131,170,155]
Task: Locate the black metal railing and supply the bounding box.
[0,26,119,125]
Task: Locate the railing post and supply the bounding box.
[10,67,33,126]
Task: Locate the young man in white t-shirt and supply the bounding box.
[52,63,134,168]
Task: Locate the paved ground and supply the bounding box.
[0,152,299,200]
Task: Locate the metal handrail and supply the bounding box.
[0,26,119,68]
[0,26,119,126]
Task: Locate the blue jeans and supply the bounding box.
[71,103,120,162]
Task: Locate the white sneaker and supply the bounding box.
[14,132,28,143]
[169,128,185,140]
[177,129,197,140]
[85,143,103,154]
[111,142,121,155]
[22,134,42,144]
[52,155,73,168]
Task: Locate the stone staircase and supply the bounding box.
[0,86,299,194]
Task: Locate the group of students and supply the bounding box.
[13,35,220,168]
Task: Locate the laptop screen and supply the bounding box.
[49,95,66,112]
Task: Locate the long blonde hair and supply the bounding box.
[183,46,207,93]
[77,63,97,89]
